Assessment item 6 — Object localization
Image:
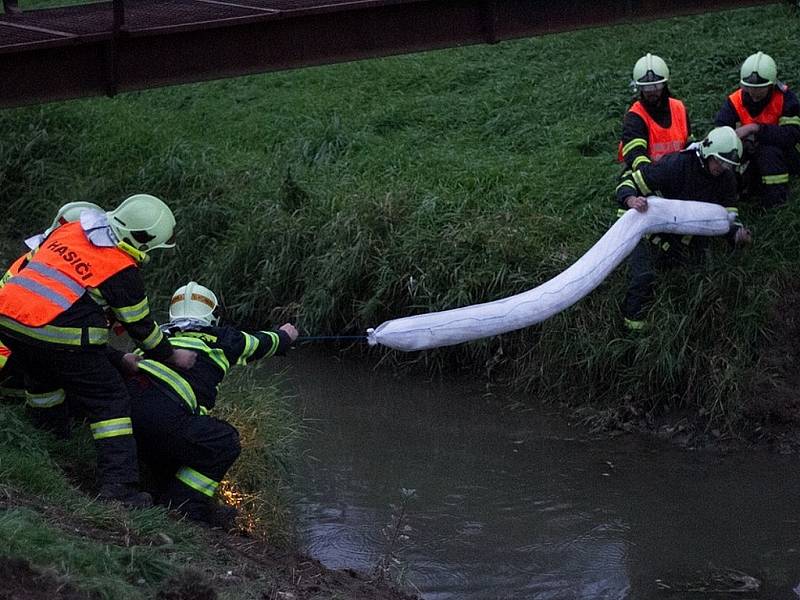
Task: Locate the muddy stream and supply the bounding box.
[261,351,800,599]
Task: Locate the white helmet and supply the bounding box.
[169,281,219,326]
[633,53,669,87]
[107,194,176,253]
[45,201,103,237]
[699,126,743,166]
[740,51,777,87]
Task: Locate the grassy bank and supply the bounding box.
[1,4,799,433]
[0,371,295,597]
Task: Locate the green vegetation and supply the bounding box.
[1,9,799,418]
[2,4,798,430]
[0,368,299,598]
[1,2,798,595]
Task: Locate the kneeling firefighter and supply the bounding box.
[115,281,298,527]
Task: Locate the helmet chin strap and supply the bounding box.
[116,241,150,264]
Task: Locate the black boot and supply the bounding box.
[98,483,153,509]
[173,497,238,530]
[205,503,238,531]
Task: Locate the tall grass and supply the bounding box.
[0,4,798,427]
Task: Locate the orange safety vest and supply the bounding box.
[0,221,136,327]
[728,88,784,126]
[618,98,689,163]
[0,252,35,365]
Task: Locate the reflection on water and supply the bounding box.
[260,351,800,599]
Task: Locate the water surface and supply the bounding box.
[263,352,800,599]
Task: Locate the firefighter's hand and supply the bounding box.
[735,123,760,139]
[120,353,141,375]
[734,226,753,248]
[166,348,197,370]
[625,196,648,212]
[279,323,299,343]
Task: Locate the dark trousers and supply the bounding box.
[0,332,139,486]
[126,375,240,517]
[743,142,800,208]
[623,236,707,321]
[0,353,26,400]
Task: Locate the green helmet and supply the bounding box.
[633,53,669,86]
[107,194,176,253]
[740,51,777,87]
[699,126,743,166]
[45,201,103,236]
[169,281,219,326]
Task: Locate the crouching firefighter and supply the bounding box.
[615,126,752,330]
[115,281,298,528]
[0,194,196,508]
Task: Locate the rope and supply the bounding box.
[296,335,367,343]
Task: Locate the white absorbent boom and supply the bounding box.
[367,197,735,352]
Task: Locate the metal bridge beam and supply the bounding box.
[0,0,781,108]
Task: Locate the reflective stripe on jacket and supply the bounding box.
[0,253,31,288]
[729,88,785,126]
[618,98,689,163]
[0,222,136,327]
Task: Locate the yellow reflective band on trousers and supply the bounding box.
[176,466,219,498]
[138,359,197,414]
[25,388,65,408]
[762,173,789,185]
[90,417,133,439]
[170,336,230,373]
[624,318,647,331]
[140,323,164,350]
[112,298,150,323]
[236,332,261,365]
[0,316,108,346]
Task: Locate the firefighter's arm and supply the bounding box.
[99,268,194,368]
[104,347,141,376]
[758,89,800,148]
[615,165,656,211]
[714,99,738,128]
[226,323,298,366]
[620,112,652,171]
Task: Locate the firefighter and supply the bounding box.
[114,281,298,527]
[0,202,104,400]
[715,51,800,208]
[0,194,196,508]
[618,53,692,172]
[616,126,752,330]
